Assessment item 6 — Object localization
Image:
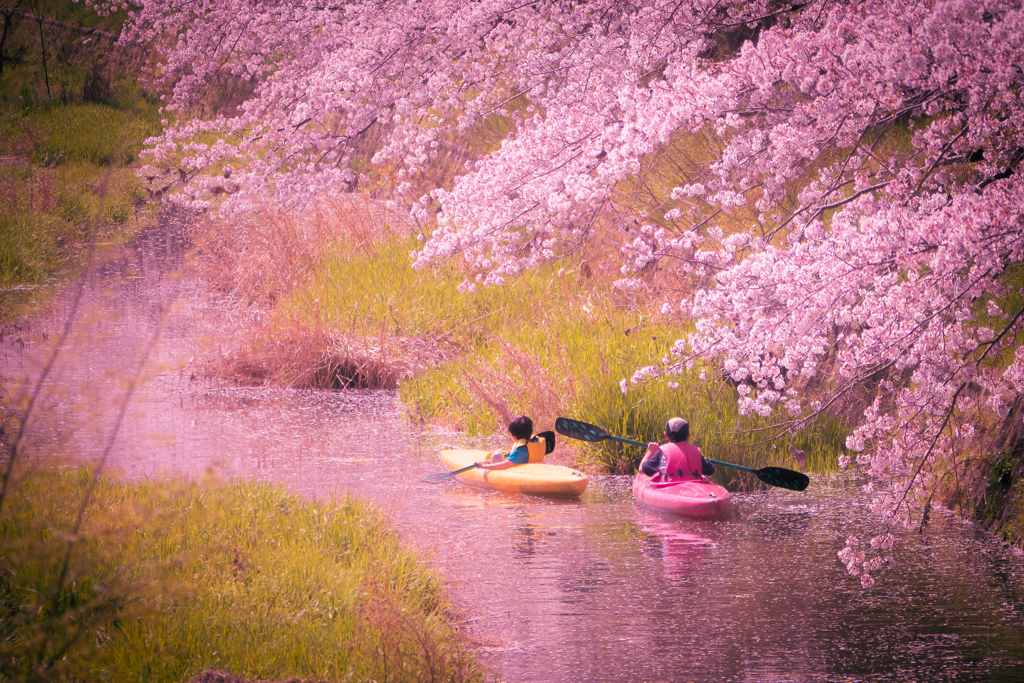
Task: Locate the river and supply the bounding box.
[2,215,1023,682]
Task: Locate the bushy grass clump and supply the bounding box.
[0,207,72,290]
[0,467,480,683]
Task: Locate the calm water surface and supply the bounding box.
[2,217,1023,683]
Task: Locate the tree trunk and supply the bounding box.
[35,13,48,97]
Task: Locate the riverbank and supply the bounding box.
[0,465,483,683]
[0,0,158,320]
[179,169,1024,557]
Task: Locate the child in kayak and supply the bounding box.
[476,415,534,471]
[640,417,716,481]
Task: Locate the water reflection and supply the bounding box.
[637,513,714,582]
[2,215,1024,683]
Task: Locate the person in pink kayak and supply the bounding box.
[475,415,535,471]
[640,417,715,481]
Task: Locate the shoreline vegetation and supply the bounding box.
[0,0,157,321]
[187,200,846,479]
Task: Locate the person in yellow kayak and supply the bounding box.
[640,417,716,481]
[476,415,535,471]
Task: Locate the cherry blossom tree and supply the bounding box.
[98,0,1024,584]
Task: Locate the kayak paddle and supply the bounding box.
[423,430,556,484]
[554,417,810,492]
[422,462,480,484]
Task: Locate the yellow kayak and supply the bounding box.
[437,449,588,498]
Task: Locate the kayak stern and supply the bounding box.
[633,472,731,519]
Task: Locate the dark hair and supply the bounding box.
[508,415,533,440]
[665,417,689,443]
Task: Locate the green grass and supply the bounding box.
[0,58,161,319]
[0,467,480,683]
[21,102,159,167]
[294,234,561,342]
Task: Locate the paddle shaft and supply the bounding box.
[556,416,809,491]
[600,433,762,475]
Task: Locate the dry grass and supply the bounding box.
[191,324,448,390]
[190,196,407,307]
[427,332,579,438]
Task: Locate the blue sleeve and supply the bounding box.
[506,444,531,464]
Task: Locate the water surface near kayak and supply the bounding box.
[3,217,1024,683]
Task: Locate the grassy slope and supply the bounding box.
[0,468,480,683]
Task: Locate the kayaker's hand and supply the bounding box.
[644,442,659,460]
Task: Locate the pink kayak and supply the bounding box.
[633,472,732,519]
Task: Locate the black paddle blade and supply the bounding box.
[756,466,810,492]
[555,417,609,443]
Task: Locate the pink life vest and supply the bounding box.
[656,441,703,482]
